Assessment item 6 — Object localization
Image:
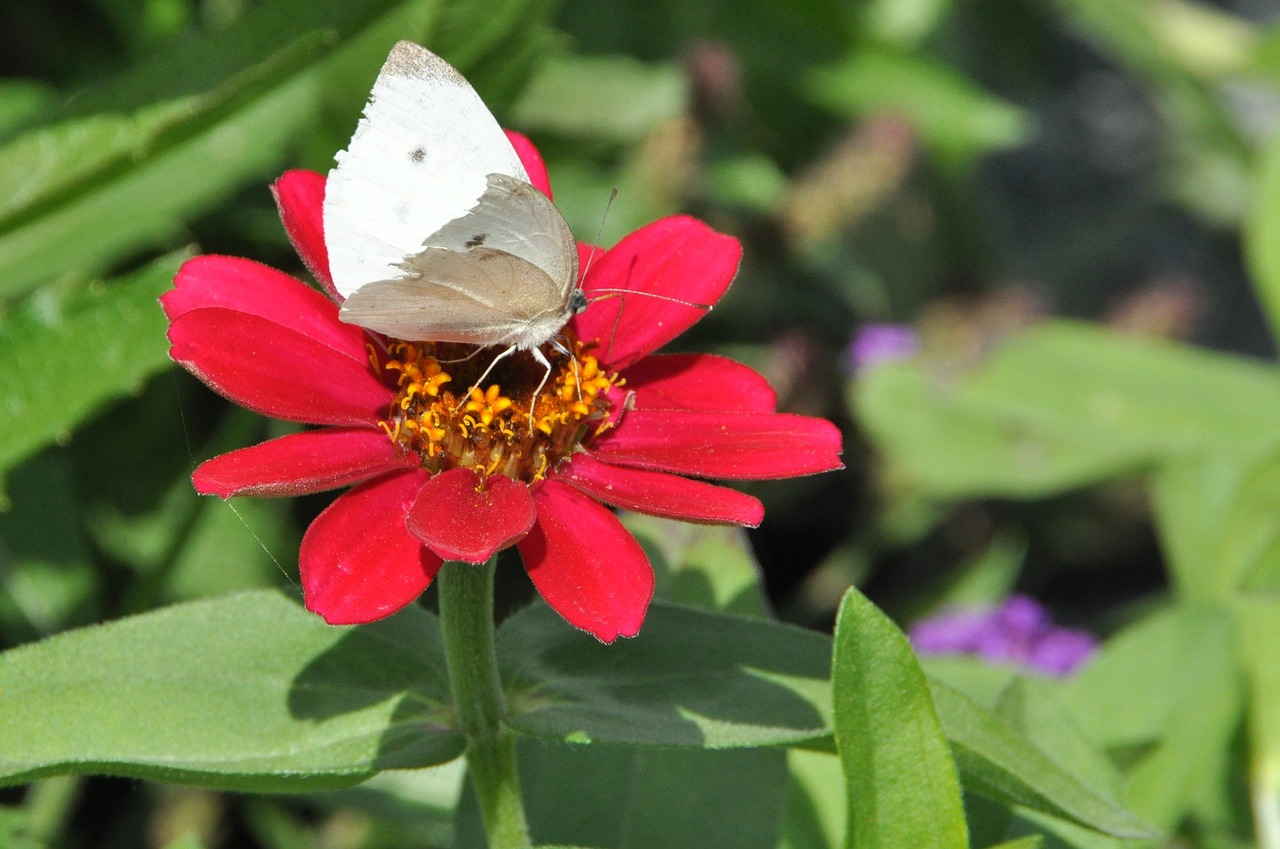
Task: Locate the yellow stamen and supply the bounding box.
[378,337,619,485]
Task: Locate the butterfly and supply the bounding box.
[323,41,583,378]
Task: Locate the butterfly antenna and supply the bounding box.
[579,187,618,286]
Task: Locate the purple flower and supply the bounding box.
[909,595,1097,677]
[847,323,920,372]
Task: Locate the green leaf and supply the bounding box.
[1234,596,1280,846]
[621,513,770,618]
[855,321,1280,498]
[1154,449,1280,602]
[859,0,952,46]
[1245,132,1280,349]
[511,54,686,143]
[832,587,968,849]
[302,763,466,849]
[0,251,188,478]
[0,37,323,299]
[498,600,831,748]
[780,749,846,849]
[0,80,52,139]
[807,47,1029,166]
[994,679,1126,807]
[1060,604,1241,833]
[985,838,1043,849]
[516,742,788,849]
[0,451,100,642]
[0,591,464,790]
[931,683,1156,839]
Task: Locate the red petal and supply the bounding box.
[571,217,742,369]
[621,353,776,413]
[300,470,442,625]
[168,307,392,426]
[590,411,844,479]
[163,255,366,361]
[406,468,536,563]
[193,427,410,497]
[517,480,654,642]
[271,169,337,299]
[505,131,552,198]
[559,452,764,526]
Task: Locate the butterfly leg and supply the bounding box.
[468,344,518,397]
[550,336,583,403]
[525,346,554,432]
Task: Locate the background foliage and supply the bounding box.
[1,0,1279,847]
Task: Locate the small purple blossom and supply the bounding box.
[847,323,920,372]
[909,595,1097,677]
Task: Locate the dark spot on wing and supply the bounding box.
[465,233,487,248]
[410,147,426,163]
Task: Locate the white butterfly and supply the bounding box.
[323,41,583,369]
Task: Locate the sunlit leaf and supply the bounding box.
[832,587,968,848]
[0,591,463,790]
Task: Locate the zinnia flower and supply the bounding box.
[162,132,843,642]
[909,594,1097,676]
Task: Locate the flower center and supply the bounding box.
[379,335,620,484]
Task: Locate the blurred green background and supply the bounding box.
[2,0,1280,846]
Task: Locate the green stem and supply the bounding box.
[437,559,529,848]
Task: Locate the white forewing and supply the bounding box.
[324,41,528,300]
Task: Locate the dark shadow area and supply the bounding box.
[498,599,831,746]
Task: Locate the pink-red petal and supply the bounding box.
[162,255,366,362]
[272,169,337,299]
[406,468,536,563]
[590,411,844,479]
[168,307,392,427]
[571,217,742,369]
[193,427,411,498]
[517,480,654,642]
[559,452,764,527]
[620,353,777,413]
[300,470,442,625]
[506,130,552,198]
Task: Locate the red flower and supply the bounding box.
[162,134,842,642]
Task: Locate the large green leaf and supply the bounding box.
[0,591,463,790]
[855,321,1280,498]
[0,251,188,478]
[498,600,832,748]
[832,587,968,848]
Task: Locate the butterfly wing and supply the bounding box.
[339,248,568,346]
[420,172,578,301]
[324,41,528,300]
[339,171,579,348]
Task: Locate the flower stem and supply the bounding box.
[437,559,530,848]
